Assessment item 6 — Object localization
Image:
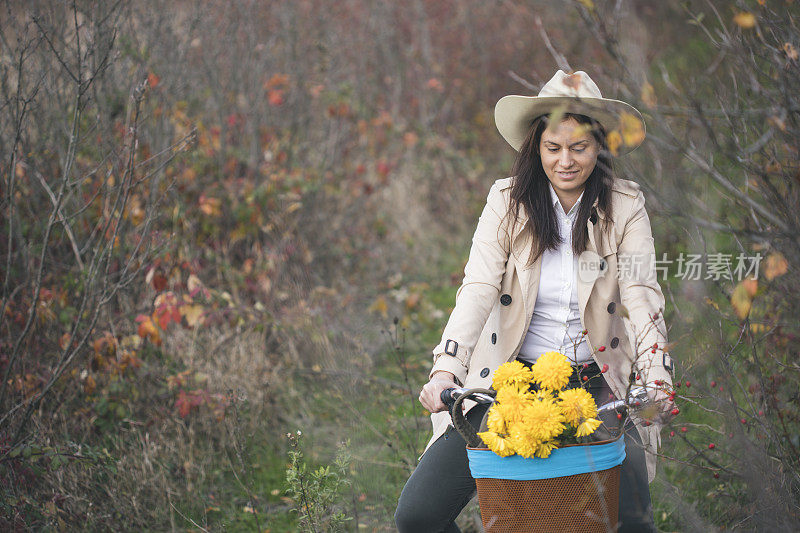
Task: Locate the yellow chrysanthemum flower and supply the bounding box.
[477,430,516,457]
[532,351,573,390]
[491,360,534,390]
[558,388,598,427]
[535,440,558,458]
[576,417,603,437]
[520,397,565,442]
[486,405,507,434]
[495,382,534,416]
[507,430,540,459]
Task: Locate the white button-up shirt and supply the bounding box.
[518,183,593,365]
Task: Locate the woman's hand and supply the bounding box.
[419,371,457,413]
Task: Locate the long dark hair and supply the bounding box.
[507,112,614,265]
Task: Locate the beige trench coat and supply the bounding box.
[425,176,673,483]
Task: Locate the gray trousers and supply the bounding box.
[395,374,656,532]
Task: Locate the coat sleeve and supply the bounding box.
[617,190,674,393]
[429,180,512,384]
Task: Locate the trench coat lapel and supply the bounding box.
[511,223,541,328]
[578,201,607,320]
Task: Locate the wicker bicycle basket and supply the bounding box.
[451,388,625,533]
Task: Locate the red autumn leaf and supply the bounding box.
[146,267,168,292]
[264,73,289,90]
[175,390,193,418]
[426,78,444,92]
[136,314,161,346]
[154,292,181,330]
[175,388,209,418]
[268,89,284,106]
[147,72,160,88]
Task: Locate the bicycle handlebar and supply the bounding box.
[440,385,650,414]
[440,387,495,410]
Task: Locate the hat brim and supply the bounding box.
[494,95,646,154]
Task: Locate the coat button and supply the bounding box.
[607,302,616,314]
[491,333,497,344]
[610,337,620,349]
[480,367,490,378]
[500,294,512,306]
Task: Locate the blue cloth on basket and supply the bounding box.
[466,437,626,480]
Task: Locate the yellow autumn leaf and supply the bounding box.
[607,130,622,156]
[763,252,788,280]
[731,281,754,320]
[785,43,799,61]
[546,105,567,129]
[187,274,204,293]
[641,82,657,108]
[198,195,222,216]
[180,304,205,327]
[368,295,388,318]
[733,12,756,29]
[619,112,645,147]
[742,277,758,298]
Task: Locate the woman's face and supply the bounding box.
[538,117,600,200]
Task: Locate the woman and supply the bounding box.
[395,70,675,532]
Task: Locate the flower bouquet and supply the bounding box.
[450,353,626,533]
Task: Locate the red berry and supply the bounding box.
[582,329,588,335]
[681,426,688,433]
[685,381,691,388]
[644,420,652,426]
[669,431,675,437]
[598,346,606,352]
[582,375,588,382]
[652,343,659,349]
[741,418,747,424]
[675,382,681,388]
[583,363,589,369]
[655,379,663,386]
[601,364,609,373]
[651,348,656,354]
[719,386,723,391]
[713,472,720,479]
[759,410,764,416]
[636,374,641,380]
[711,380,716,387]
[709,443,716,449]
[671,408,680,416]
[617,413,623,420]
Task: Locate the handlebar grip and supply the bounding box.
[440,388,456,409]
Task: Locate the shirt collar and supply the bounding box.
[548,182,583,218]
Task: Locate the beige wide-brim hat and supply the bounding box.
[495,70,646,155]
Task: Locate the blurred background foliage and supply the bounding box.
[1,0,799,530]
